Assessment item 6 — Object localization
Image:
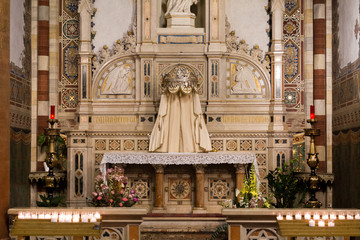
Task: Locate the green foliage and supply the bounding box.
[36,194,66,207]
[38,133,67,170]
[265,159,306,208]
[210,223,228,240]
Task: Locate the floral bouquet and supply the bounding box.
[222,164,271,208]
[90,166,138,207]
[234,164,271,208]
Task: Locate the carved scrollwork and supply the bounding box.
[92,21,137,74]
[225,16,271,72]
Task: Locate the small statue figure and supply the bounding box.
[165,0,199,15]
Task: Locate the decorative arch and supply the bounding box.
[92,55,136,101]
[227,54,271,100]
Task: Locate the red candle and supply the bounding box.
[310,105,315,119]
[50,105,55,120]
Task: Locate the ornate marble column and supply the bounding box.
[234,164,246,191]
[269,0,286,131]
[0,1,10,236]
[193,165,206,210]
[78,0,94,129]
[153,165,165,209]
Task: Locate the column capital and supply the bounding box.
[152,164,165,173]
[234,164,246,173]
[193,164,207,173]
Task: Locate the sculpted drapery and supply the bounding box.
[149,65,212,153]
[165,0,199,15]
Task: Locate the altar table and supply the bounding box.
[100,152,258,210]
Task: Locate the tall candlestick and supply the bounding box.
[310,105,315,119]
[50,105,55,119]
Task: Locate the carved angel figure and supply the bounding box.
[231,64,259,94]
[165,0,199,15]
[102,65,131,94]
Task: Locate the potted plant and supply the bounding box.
[265,159,307,208]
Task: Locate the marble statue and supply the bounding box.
[165,0,199,15]
[231,64,259,94]
[102,65,131,94]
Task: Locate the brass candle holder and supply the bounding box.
[304,118,322,208]
[43,118,60,200]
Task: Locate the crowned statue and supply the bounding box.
[149,64,212,153]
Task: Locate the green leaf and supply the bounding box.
[38,133,46,147]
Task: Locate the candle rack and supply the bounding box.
[304,118,321,208]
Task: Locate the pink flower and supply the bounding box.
[92,192,98,196]
[110,199,113,203]
[97,196,102,200]
[133,197,138,202]
[98,192,103,196]
[130,190,135,194]
[96,175,103,181]
[120,190,124,195]
[122,197,128,202]
[111,191,115,195]
[119,203,123,207]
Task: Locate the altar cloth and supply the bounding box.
[100,152,260,188]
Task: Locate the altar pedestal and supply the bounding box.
[165,12,196,28]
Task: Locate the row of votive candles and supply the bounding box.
[277,212,360,227]
[17,211,101,223]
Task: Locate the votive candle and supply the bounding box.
[355,213,360,219]
[295,213,302,220]
[328,220,335,227]
[338,214,345,220]
[322,214,329,220]
[309,219,315,227]
[50,105,55,119]
[330,213,337,220]
[276,214,283,220]
[310,105,315,119]
[318,220,325,227]
[304,213,311,220]
[347,214,354,220]
[286,214,293,220]
[314,213,320,220]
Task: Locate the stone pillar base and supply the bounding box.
[165,12,196,28]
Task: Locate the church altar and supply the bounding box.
[100,152,258,213]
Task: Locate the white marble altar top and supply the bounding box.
[100,152,259,188]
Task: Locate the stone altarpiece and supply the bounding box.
[66,0,292,213]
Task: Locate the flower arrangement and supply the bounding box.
[90,166,138,207]
[223,164,271,208]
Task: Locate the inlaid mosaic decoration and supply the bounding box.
[283,0,304,113]
[209,179,230,200]
[169,178,191,200]
[59,0,80,112]
[130,178,150,200]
